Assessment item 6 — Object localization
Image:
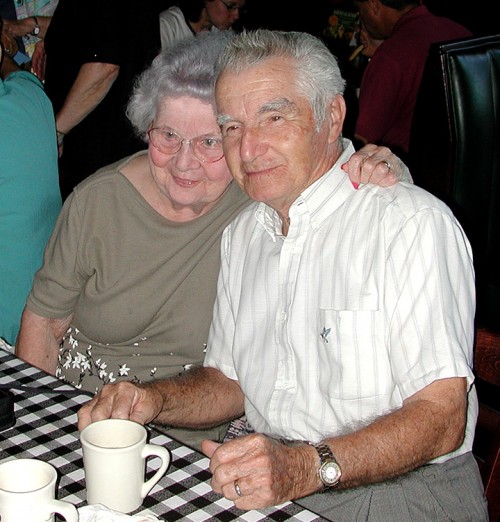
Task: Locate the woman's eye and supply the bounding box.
[203,138,222,149]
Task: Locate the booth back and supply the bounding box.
[409,34,500,329]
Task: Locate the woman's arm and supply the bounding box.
[16,307,73,374]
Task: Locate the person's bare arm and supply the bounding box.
[203,377,467,510]
[30,39,46,80]
[77,366,245,432]
[15,307,73,375]
[3,16,51,39]
[324,377,467,489]
[55,61,120,136]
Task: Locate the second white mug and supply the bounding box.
[80,418,171,513]
[0,458,79,522]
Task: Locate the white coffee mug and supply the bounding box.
[0,458,79,522]
[80,418,171,513]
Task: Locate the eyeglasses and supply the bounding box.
[147,127,224,163]
[218,0,243,12]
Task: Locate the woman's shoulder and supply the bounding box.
[73,152,146,195]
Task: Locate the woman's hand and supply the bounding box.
[342,144,412,188]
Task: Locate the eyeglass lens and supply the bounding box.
[148,128,224,162]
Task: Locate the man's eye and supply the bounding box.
[222,125,240,136]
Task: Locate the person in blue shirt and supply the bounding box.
[0,18,61,345]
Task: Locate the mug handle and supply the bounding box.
[48,499,79,522]
[140,444,171,498]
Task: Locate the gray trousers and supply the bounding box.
[295,452,489,521]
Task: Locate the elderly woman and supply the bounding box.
[16,31,408,449]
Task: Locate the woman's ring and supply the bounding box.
[382,160,392,171]
[234,479,243,497]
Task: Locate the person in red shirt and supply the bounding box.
[353,0,471,159]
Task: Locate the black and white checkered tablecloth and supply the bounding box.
[0,349,326,521]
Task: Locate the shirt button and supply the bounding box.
[279,312,287,321]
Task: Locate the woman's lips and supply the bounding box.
[173,176,199,187]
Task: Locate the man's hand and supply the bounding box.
[201,434,319,510]
[77,381,164,431]
[342,144,411,188]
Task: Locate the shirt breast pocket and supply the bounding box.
[317,306,388,401]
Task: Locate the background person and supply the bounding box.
[77,29,486,520]
[353,0,472,160]
[159,0,246,50]
[2,15,53,79]
[0,17,61,347]
[0,0,58,78]
[43,0,165,200]
[16,31,405,450]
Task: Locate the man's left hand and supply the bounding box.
[202,434,319,510]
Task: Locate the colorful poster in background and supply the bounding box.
[14,0,58,18]
[324,9,358,43]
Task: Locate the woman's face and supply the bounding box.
[205,0,245,30]
[148,96,233,217]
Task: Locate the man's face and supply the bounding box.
[355,0,386,41]
[215,56,344,217]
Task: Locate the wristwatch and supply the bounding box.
[32,16,40,36]
[313,443,342,489]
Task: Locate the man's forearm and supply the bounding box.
[151,366,245,429]
[56,62,119,135]
[77,366,245,431]
[322,377,467,490]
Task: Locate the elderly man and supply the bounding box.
[78,29,487,521]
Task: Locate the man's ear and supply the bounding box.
[328,94,347,143]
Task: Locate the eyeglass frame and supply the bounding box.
[147,127,225,163]
[218,0,244,12]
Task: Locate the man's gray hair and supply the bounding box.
[126,31,235,140]
[215,29,346,130]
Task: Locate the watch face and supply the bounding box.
[320,461,341,486]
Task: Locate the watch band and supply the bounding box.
[314,442,335,462]
[313,442,342,489]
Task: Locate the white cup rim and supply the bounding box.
[80,418,147,450]
[0,459,56,493]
